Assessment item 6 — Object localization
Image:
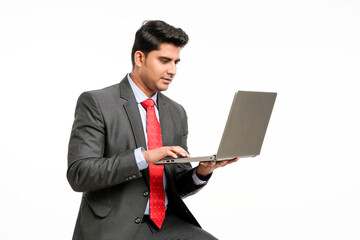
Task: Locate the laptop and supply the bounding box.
[155,90,277,165]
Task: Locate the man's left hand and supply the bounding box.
[196,158,239,178]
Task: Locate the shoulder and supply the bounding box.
[81,83,119,100]
[73,83,126,121]
[76,82,124,107]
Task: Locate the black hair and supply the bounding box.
[131,20,189,67]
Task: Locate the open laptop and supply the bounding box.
[155,90,277,165]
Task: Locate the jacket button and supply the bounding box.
[124,177,129,181]
[134,217,141,224]
[132,174,137,178]
[143,191,149,197]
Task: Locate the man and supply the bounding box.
[67,20,237,240]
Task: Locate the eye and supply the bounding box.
[159,57,170,63]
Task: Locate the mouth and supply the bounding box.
[161,77,172,84]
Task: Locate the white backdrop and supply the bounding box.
[1,0,359,239]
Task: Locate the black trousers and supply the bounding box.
[134,213,218,240]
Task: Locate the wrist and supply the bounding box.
[196,168,212,181]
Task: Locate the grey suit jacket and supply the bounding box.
[67,76,205,240]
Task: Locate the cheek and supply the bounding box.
[152,63,166,76]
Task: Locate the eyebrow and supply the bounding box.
[159,56,181,63]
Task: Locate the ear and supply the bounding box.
[134,51,146,67]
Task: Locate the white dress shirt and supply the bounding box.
[127,74,206,215]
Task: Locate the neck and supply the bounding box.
[129,71,155,98]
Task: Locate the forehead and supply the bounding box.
[149,43,181,59]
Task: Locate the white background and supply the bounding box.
[1,0,359,239]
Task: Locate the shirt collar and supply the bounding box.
[127,73,158,105]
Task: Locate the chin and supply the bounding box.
[157,85,170,92]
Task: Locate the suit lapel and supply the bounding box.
[119,76,152,183]
[158,93,176,184]
[119,77,147,150]
[119,81,173,150]
[158,93,173,147]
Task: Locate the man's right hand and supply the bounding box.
[142,146,190,164]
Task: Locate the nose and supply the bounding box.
[167,62,176,76]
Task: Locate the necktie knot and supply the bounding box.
[141,99,155,110]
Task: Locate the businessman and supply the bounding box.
[67,20,238,240]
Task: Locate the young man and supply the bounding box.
[67,20,237,240]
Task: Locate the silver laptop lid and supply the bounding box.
[216,91,277,160]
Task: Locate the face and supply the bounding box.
[134,43,181,97]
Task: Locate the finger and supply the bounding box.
[227,158,239,163]
[200,161,216,167]
[216,160,229,167]
[170,146,190,158]
[165,149,179,158]
[216,158,238,166]
[144,149,173,163]
[198,161,206,167]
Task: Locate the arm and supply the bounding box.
[67,92,141,192]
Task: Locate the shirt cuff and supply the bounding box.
[135,147,148,170]
[192,168,212,185]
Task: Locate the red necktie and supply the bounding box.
[141,99,165,228]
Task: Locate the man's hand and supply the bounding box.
[196,158,239,178]
[142,146,190,164]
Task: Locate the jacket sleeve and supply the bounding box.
[67,92,142,192]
